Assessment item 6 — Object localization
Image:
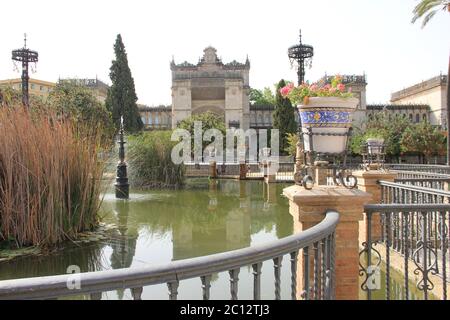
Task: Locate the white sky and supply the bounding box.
[0,0,448,106]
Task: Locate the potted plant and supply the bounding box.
[280,76,358,154]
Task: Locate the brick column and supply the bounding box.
[239,163,247,180]
[209,160,217,178]
[283,185,371,300]
[353,170,397,244]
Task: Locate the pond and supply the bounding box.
[0,179,294,299]
[0,179,433,300]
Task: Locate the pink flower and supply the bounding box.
[287,82,294,89]
[337,83,345,92]
[329,87,337,93]
[310,84,318,91]
[348,87,352,93]
[324,84,331,90]
[280,86,291,97]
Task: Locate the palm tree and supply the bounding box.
[412,0,449,27]
[412,0,450,165]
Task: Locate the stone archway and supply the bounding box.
[192,105,225,119]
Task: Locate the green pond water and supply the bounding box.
[0,179,434,300]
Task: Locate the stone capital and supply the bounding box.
[352,170,397,187]
[283,185,372,224]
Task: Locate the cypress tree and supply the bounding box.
[273,79,298,154]
[106,34,143,133]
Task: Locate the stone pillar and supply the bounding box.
[444,180,450,204]
[264,161,276,183]
[353,170,397,244]
[239,163,247,180]
[283,185,371,300]
[315,167,328,186]
[209,160,217,178]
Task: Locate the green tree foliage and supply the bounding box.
[285,132,299,156]
[47,82,114,139]
[177,111,226,152]
[249,87,276,105]
[105,34,143,133]
[350,113,411,160]
[128,131,185,188]
[0,86,46,109]
[273,80,298,155]
[400,121,446,162]
[412,0,449,28]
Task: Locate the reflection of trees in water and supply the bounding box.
[0,180,293,288]
[0,242,108,281]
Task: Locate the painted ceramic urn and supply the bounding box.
[298,97,359,154]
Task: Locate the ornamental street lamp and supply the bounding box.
[12,34,38,108]
[361,138,386,171]
[288,30,314,86]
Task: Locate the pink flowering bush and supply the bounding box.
[280,75,354,105]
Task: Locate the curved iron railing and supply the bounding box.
[359,204,449,300]
[0,211,339,300]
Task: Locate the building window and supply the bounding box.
[415,114,420,123]
[409,114,413,121]
[149,114,153,124]
[423,114,427,122]
[141,116,147,125]
[40,86,44,91]
[31,84,35,90]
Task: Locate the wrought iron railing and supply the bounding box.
[392,170,450,180]
[0,211,339,300]
[394,177,450,191]
[379,180,450,204]
[386,164,450,175]
[184,162,296,181]
[360,204,449,300]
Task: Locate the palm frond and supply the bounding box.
[412,0,449,27]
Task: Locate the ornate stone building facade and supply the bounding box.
[170,47,250,129]
[366,104,430,123]
[390,74,448,128]
[139,105,172,130]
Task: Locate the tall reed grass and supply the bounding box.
[127,131,185,189]
[0,106,105,247]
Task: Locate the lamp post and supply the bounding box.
[115,116,129,199]
[361,138,385,171]
[288,30,314,86]
[11,34,38,108]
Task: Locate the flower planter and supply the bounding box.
[298,97,359,154]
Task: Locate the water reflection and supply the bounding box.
[1,179,432,300]
[0,180,293,293]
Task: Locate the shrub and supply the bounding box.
[0,106,105,248]
[127,131,185,188]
